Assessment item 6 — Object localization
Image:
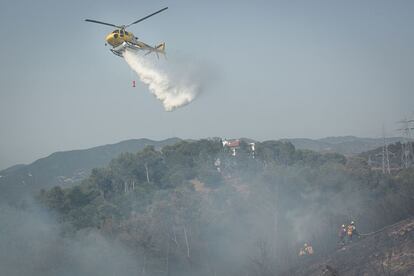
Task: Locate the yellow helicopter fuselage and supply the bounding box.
[105,29,135,47]
[85,6,168,55]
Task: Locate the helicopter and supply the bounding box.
[85,7,168,57]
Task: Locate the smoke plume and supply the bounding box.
[123,49,201,111]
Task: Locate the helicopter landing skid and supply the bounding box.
[110,49,123,57]
[110,42,142,57]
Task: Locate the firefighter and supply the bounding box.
[299,243,314,256]
[298,245,306,256]
[347,221,359,242]
[305,243,314,255]
[338,224,347,245]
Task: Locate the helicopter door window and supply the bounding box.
[120,30,124,37]
[114,34,118,38]
[125,31,129,35]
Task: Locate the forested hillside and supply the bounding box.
[286,136,403,155]
[31,139,414,276]
[0,138,180,202]
[1,136,399,206]
[359,141,414,170]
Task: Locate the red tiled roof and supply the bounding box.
[226,140,240,147]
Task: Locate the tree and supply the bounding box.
[90,168,115,199]
[43,186,65,212]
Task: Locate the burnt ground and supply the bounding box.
[283,217,414,276]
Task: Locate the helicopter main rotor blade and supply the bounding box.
[126,7,168,28]
[85,19,121,28]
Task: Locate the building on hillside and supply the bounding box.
[222,139,240,156]
[222,139,256,157]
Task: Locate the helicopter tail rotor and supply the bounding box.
[155,42,165,53]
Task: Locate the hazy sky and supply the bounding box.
[0,0,413,169]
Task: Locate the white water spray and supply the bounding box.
[123,50,201,111]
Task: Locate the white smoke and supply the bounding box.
[123,49,201,111]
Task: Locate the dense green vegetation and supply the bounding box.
[38,139,414,276]
[0,138,181,203]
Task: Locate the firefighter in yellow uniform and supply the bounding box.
[299,243,314,256]
[305,243,314,255]
[347,221,359,242]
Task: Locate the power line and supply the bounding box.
[381,125,391,174]
[397,117,414,168]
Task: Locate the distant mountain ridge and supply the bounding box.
[285,136,403,155]
[0,138,181,201]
